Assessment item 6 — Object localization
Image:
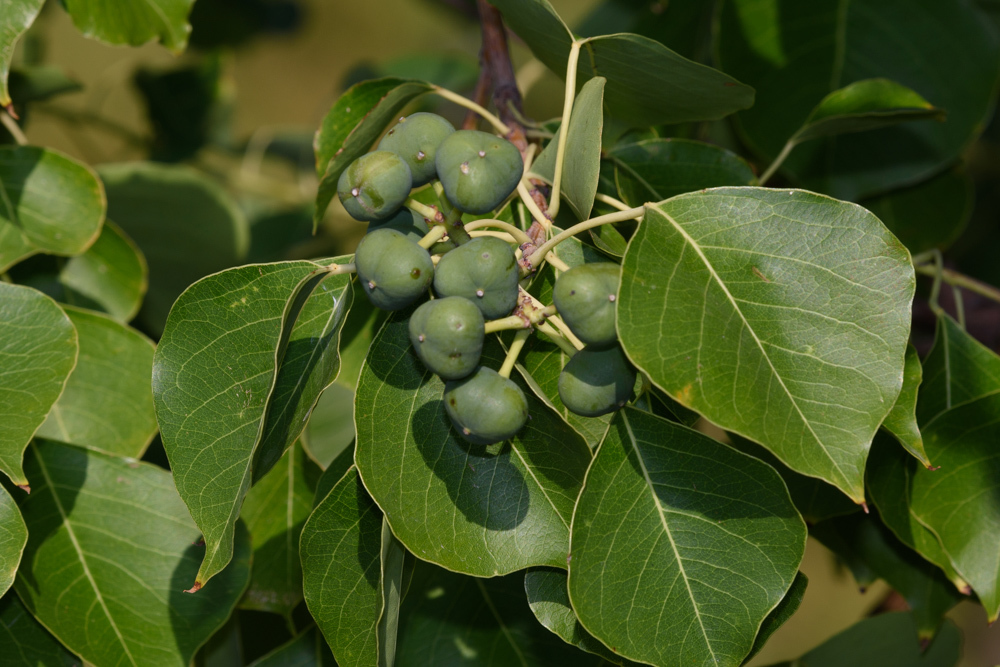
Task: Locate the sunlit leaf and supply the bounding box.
[58,220,148,322]
[0,0,44,106]
[63,0,196,52]
[0,485,26,597]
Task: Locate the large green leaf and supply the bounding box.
[58,220,148,322]
[153,261,330,587]
[314,78,433,226]
[490,0,754,126]
[14,440,251,666]
[568,407,806,667]
[0,0,44,106]
[0,146,105,272]
[239,441,319,616]
[355,313,592,576]
[744,572,808,664]
[0,485,26,597]
[0,283,77,488]
[100,162,250,336]
[36,306,156,459]
[880,344,927,466]
[0,593,77,666]
[618,188,915,501]
[62,0,196,52]
[303,383,356,469]
[718,0,1000,200]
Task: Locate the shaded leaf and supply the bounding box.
[0,485,26,597]
[881,344,928,466]
[36,306,156,459]
[568,407,806,667]
[58,220,148,322]
[14,440,251,666]
[743,572,808,664]
[0,592,77,667]
[63,0,196,52]
[576,0,716,63]
[0,0,44,106]
[618,188,915,501]
[135,58,222,162]
[0,283,77,487]
[248,627,336,667]
[7,66,81,105]
[303,383,355,469]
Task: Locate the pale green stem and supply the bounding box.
[522,142,538,173]
[517,180,551,231]
[470,230,515,242]
[485,315,529,334]
[953,285,966,329]
[526,206,646,267]
[464,219,533,245]
[432,182,473,245]
[926,250,945,316]
[536,322,579,356]
[498,329,532,379]
[326,262,356,275]
[418,225,448,249]
[914,261,1000,306]
[547,40,582,219]
[1,110,27,145]
[594,192,637,212]
[759,139,797,186]
[546,252,571,273]
[431,85,511,136]
[406,198,438,220]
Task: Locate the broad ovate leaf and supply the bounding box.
[13,440,251,666]
[0,0,44,106]
[36,306,156,459]
[568,408,806,667]
[744,572,808,664]
[0,485,26,597]
[58,220,148,322]
[63,0,195,52]
[0,593,77,667]
[0,283,77,487]
[880,344,928,466]
[355,313,592,576]
[618,188,915,501]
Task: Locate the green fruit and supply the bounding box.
[367,206,427,241]
[377,113,455,187]
[444,367,528,445]
[558,345,636,417]
[433,237,519,319]
[355,228,433,310]
[552,263,620,348]
[409,297,485,380]
[337,151,413,221]
[435,130,523,214]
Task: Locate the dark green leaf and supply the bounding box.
[36,306,156,458]
[576,0,716,63]
[881,344,928,466]
[63,0,196,52]
[0,593,77,667]
[568,407,806,667]
[0,485,26,597]
[7,66,81,105]
[0,284,77,487]
[0,0,44,106]
[248,627,336,667]
[135,58,222,162]
[58,220,148,322]
[743,572,808,664]
[14,440,251,666]
[619,188,915,501]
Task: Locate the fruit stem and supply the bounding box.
[1,109,27,145]
[520,288,585,350]
[432,182,474,246]
[525,207,646,268]
[326,262,356,275]
[914,258,1000,307]
[417,226,448,249]
[759,138,797,186]
[405,198,438,221]
[517,180,551,232]
[498,329,532,379]
[431,85,511,136]
[547,40,582,219]
[484,315,529,334]
[464,219,533,245]
[536,322,579,356]
[594,193,635,212]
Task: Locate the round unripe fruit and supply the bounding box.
[433,237,519,319]
[558,345,636,417]
[337,151,413,221]
[444,367,528,445]
[409,297,485,380]
[367,206,427,242]
[378,113,455,187]
[355,228,433,310]
[435,130,523,214]
[552,263,620,348]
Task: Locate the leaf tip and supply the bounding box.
[184,581,203,594]
[16,483,30,494]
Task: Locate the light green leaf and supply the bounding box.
[303,383,356,469]
[13,440,251,666]
[0,485,26,597]
[609,138,756,205]
[529,77,606,219]
[58,219,148,322]
[355,313,592,576]
[100,162,250,336]
[618,188,915,501]
[36,306,156,459]
[744,572,808,664]
[0,283,77,488]
[63,0,195,52]
[490,0,754,126]
[0,0,44,106]
[314,78,433,226]
[568,407,806,667]
[153,261,330,587]
[881,344,928,466]
[247,627,337,667]
[239,441,320,616]
[0,146,105,272]
[718,0,1000,200]
[0,593,77,667]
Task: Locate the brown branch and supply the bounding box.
[464,49,493,130]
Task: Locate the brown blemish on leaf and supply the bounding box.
[752,266,770,283]
[674,384,693,406]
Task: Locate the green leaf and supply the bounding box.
[618,188,915,501]
[0,0,44,106]
[0,146,106,272]
[63,0,196,52]
[0,485,26,597]
[811,513,962,638]
[239,441,319,616]
[153,261,330,587]
[881,344,928,466]
[247,627,336,667]
[529,77,606,219]
[100,162,250,336]
[0,283,77,488]
[0,593,77,667]
[300,466,403,667]
[609,138,756,205]
[13,440,251,666]
[576,0,716,63]
[135,58,222,162]
[718,0,1000,200]
[36,306,156,459]
[744,572,807,664]
[57,220,148,322]
[314,78,433,226]
[303,383,356,469]
[355,313,592,576]
[568,407,806,667]
[397,560,603,666]
[525,567,642,666]
[490,0,754,126]
[860,167,972,255]
[6,66,81,105]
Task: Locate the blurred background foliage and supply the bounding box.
[6,0,1000,664]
